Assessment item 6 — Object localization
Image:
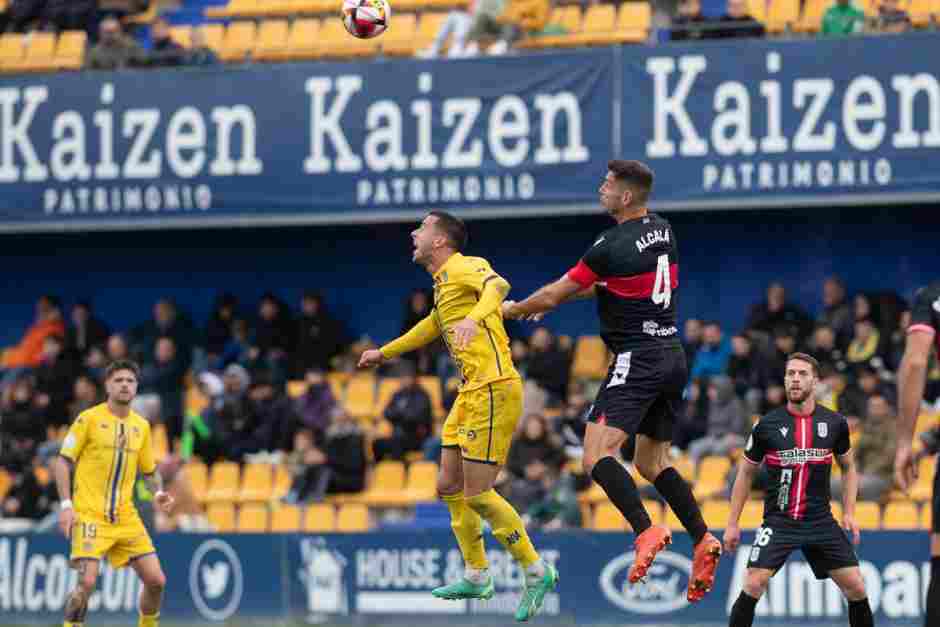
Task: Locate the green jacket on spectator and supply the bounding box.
[821,1,865,35]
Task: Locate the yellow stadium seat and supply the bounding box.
[615,1,652,43]
[124,1,161,25]
[273,464,292,499]
[374,377,404,415]
[270,504,301,532]
[220,21,257,63]
[238,463,273,502]
[0,33,26,72]
[855,502,881,529]
[381,14,418,56]
[665,506,684,532]
[830,501,843,522]
[185,460,209,502]
[703,500,731,529]
[293,0,334,13]
[344,373,377,420]
[922,502,932,530]
[287,380,307,398]
[794,0,833,31]
[912,456,936,501]
[577,482,608,504]
[152,423,169,461]
[207,502,236,532]
[20,32,57,73]
[562,4,616,46]
[405,460,438,501]
[206,461,241,502]
[253,19,290,61]
[316,18,380,59]
[695,456,732,499]
[418,376,445,418]
[883,502,919,529]
[396,12,446,57]
[517,5,582,49]
[207,0,257,18]
[748,0,768,21]
[327,371,349,400]
[200,24,227,55]
[337,503,370,531]
[237,503,269,532]
[740,501,764,529]
[643,498,662,526]
[672,456,695,481]
[0,469,11,501]
[363,460,408,506]
[571,336,609,380]
[169,25,192,47]
[304,503,337,532]
[55,31,86,71]
[766,0,800,32]
[593,502,627,530]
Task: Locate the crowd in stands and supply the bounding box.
[1,274,938,533]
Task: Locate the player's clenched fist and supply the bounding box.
[723,525,741,553]
[358,349,386,369]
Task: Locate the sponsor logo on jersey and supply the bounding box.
[772,447,831,464]
[642,320,678,337]
[780,427,789,437]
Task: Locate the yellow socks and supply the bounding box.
[139,612,160,627]
[442,491,488,570]
[465,489,540,568]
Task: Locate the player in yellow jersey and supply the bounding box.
[359,211,558,622]
[52,360,174,627]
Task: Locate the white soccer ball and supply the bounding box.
[342,0,391,39]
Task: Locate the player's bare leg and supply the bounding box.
[830,566,874,627]
[63,559,99,627]
[583,423,669,584]
[432,446,493,600]
[634,434,720,601]
[462,459,557,622]
[928,533,940,627]
[728,567,772,627]
[130,553,167,627]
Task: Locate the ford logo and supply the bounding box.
[599,550,692,614]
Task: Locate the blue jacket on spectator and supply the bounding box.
[690,337,732,380]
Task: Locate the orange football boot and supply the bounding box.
[628,524,672,583]
[687,532,722,602]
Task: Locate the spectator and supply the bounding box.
[523,468,582,531]
[832,395,896,502]
[6,0,44,32]
[510,338,529,377]
[747,282,812,341]
[1,295,66,371]
[847,318,884,369]
[683,318,704,364]
[762,384,786,413]
[249,293,293,382]
[295,291,348,376]
[726,334,771,414]
[208,364,259,461]
[817,277,854,348]
[98,0,150,21]
[525,327,571,411]
[808,325,847,374]
[42,0,96,34]
[0,376,46,473]
[690,321,731,380]
[877,0,912,31]
[283,428,332,504]
[2,460,57,520]
[555,392,588,460]
[820,0,865,35]
[674,378,708,450]
[504,413,565,513]
[768,327,798,383]
[83,346,108,381]
[687,375,748,463]
[148,17,186,66]
[416,3,473,58]
[130,298,195,368]
[461,0,522,56]
[187,28,220,66]
[888,309,911,371]
[136,336,187,439]
[68,374,102,418]
[397,289,442,375]
[709,0,766,38]
[65,301,110,361]
[320,407,367,494]
[205,293,239,367]
[33,334,79,429]
[293,368,337,441]
[85,17,146,70]
[373,364,433,461]
[671,0,708,41]
[854,293,875,325]
[247,372,297,453]
[221,318,253,368]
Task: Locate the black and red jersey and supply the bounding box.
[567,213,680,353]
[744,405,851,524]
[909,281,940,350]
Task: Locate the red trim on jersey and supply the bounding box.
[567,260,598,288]
[908,324,937,336]
[787,414,813,520]
[601,264,679,299]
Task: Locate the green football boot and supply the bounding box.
[514,564,559,622]
[431,575,495,600]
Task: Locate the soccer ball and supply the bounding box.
[342,0,391,39]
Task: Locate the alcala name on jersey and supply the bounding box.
[635,228,671,253]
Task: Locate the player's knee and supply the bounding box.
[145,571,167,592]
[743,571,771,598]
[78,573,97,594]
[635,458,665,482]
[840,573,867,601]
[437,476,462,497]
[581,452,600,476]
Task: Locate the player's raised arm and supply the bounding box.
[358,313,441,368]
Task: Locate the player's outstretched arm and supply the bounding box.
[836,450,861,545]
[724,460,758,552]
[503,275,584,320]
[896,330,933,490]
[359,314,441,368]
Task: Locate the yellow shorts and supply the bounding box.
[442,378,523,466]
[70,513,155,569]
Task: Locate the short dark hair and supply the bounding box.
[105,359,140,381]
[428,211,468,252]
[786,352,820,377]
[607,160,654,205]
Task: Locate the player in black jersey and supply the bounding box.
[503,160,722,602]
[895,282,940,627]
[724,353,873,627]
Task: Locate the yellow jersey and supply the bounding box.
[432,253,519,391]
[60,403,156,525]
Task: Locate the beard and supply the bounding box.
[787,387,812,403]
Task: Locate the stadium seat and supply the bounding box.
[124,1,161,25]
[615,1,652,43]
[571,336,609,380]
[238,463,273,502]
[316,18,381,59]
[577,482,608,505]
[855,502,881,529]
[747,0,768,22]
[206,461,241,502]
[765,0,800,32]
[169,26,192,48]
[54,31,87,71]
[152,423,169,461]
[19,32,57,73]
[253,19,291,61]
[362,460,408,506]
[273,464,292,499]
[344,373,377,420]
[395,12,446,57]
[206,0,257,18]
[207,502,236,532]
[270,504,301,532]
[517,5,582,48]
[882,502,919,529]
[912,456,936,501]
[327,371,350,400]
[794,0,833,32]
[694,456,732,499]
[551,3,616,47]
[703,500,731,529]
[580,503,593,528]
[665,505,685,532]
[593,502,627,530]
[381,14,418,57]
[200,24,226,56]
[294,0,335,14]
[643,498,662,525]
[184,460,209,502]
[418,376,445,418]
[405,460,438,501]
[237,503,269,532]
[672,455,695,481]
[0,34,26,73]
[922,502,932,530]
[739,501,764,529]
[304,503,337,532]
[220,21,257,63]
[0,469,11,501]
[337,503,370,531]
[374,377,403,416]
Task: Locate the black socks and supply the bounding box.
[591,456,652,534]
[654,467,708,544]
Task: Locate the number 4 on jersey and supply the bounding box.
[652,254,672,309]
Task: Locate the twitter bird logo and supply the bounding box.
[202,562,230,599]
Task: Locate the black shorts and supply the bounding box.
[747,517,859,580]
[932,456,940,533]
[586,344,687,442]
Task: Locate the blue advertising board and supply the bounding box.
[0,530,930,624]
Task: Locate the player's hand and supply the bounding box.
[59,507,75,538]
[502,301,543,322]
[453,318,479,349]
[154,490,175,514]
[358,349,386,369]
[842,514,861,545]
[723,524,741,553]
[894,444,918,492]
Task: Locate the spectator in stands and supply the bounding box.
[83,346,108,381]
[284,410,365,503]
[245,293,292,383]
[148,17,186,67]
[2,459,57,520]
[0,375,46,473]
[416,3,473,58]
[1,295,66,373]
[373,363,433,461]
[504,413,565,513]
[65,301,109,362]
[136,336,187,439]
[510,338,529,377]
[186,28,220,66]
[98,0,150,21]
[208,364,258,461]
[33,334,79,429]
[854,293,875,325]
[130,298,195,368]
[762,384,786,413]
[747,282,812,342]
[6,0,44,33]
[670,0,708,41]
[709,0,766,38]
[690,321,731,380]
[68,374,102,418]
[555,392,588,460]
[820,0,865,35]
[247,371,297,453]
[294,368,337,441]
[888,309,911,371]
[85,17,147,70]
[523,467,582,531]
[524,327,571,411]
[674,378,708,450]
[832,394,896,502]
[768,326,799,383]
[41,0,96,34]
[687,375,747,463]
[295,291,347,376]
[398,289,442,375]
[205,293,239,370]
[808,324,847,374]
[727,334,771,414]
[283,428,332,503]
[683,318,703,364]
[461,0,523,56]
[817,277,853,348]
[847,318,885,370]
[221,318,253,368]
[877,0,912,31]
